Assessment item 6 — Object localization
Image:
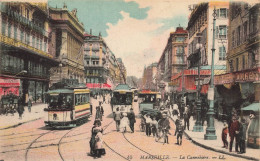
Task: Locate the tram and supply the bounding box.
[111,84,133,114]
[131,88,138,102]
[138,90,160,116]
[44,79,91,128]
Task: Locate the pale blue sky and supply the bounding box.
[48,0,189,77]
[48,0,150,36]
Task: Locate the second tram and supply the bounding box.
[111,84,133,114]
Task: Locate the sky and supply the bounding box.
[47,0,203,78]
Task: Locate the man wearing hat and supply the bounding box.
[229,116,240,152]
[238,118,248,154]
[144,114,152,136]
[174,119,184,145]
[128,108,136,133]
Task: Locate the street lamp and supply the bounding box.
[204,6,217,140]
[192,32,204,132]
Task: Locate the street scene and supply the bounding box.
[0,0,259,161]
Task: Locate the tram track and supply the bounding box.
[25,130,54,161]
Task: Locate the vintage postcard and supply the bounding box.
[0,0,259,160]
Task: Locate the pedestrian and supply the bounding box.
[94,131,105,158]
[221,122,228,149]
[103,95,106,104]
[201,104,207,126]
[17,97,24,119]
[229,116,240,152]
[183,112,190,130]
[238,118,248,154]
[100,102,104,116]
[27,99,32,113]
[144,114,152,136]
[114,108,121,131]
[120,113,130,133]
[95,102,103,121]
[151,116,158,138]
[90,104,93,115]
[128,108,136,133]
[174,120,184,145]
[89,120,104,157]
[158,113,170,144]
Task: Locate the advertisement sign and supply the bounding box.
[207,87,214,100]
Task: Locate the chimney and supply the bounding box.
[90,29,92,35]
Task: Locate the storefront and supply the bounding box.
[0,78,20,99]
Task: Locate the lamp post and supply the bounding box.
[192,32,204,132]
[204,6,217,140]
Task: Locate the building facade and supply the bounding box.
[49,5,85,85]
[174,2,229,104]
[142,63,157,91]
[0,2,58,103]
[214,2,260,115]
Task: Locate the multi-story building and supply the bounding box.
[49,4,85,84]
[0,2,58,103]
[157,27,188,100]
[177,2,229,104]
[214,2,260,118]
[115,58,127,84]
[142,63,157,90]
[84,31,110,92]
[214,2,260,149]
[108,52,118,86]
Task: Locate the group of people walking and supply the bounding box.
[113,107,136,133]
[221,111,249,154]
[139,104,185,146]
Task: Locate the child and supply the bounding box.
[222,122,228,149]
[174,120,184,145]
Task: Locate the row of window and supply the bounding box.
[28,60,48,76]
[189,9,207,38]
[86,78,102,83]
[86,69,103,75]
[1,18,47,52]
[1,53,49,76]
[85,60,100,66]
[1,54,24,72]
[232,21,248,48]
[75,93,90,106]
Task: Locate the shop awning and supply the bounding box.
[241,103,260,111]
[102,83,111,89]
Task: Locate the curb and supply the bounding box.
[183,132,259,161]
[170,117,259,161]
[0,117,43,130]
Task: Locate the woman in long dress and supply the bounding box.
[120,113,130,133]
[89,120,103,156]
[94,131,105,158]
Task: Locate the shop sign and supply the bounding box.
[0,78,20,87]
[214,73,234,85]
[235,70,260,82]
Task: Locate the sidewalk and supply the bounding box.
[171,115,260,161]
[0,103,47,130]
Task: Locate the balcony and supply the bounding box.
[85,73,103,77]
[0,5,47,36]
